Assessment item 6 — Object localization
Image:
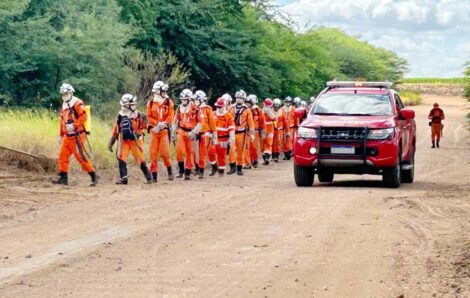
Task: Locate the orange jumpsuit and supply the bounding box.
[208,111,235,170]
[58,97,94,173]
[244,105,266,166]
[273,109,288,155]
[233,105,254,166]
[428,107,445,141]
[175,104,199,170]
[283,105,298,154]
[196,104,216,169]
[228,105,237,164]
[262,108,276,155]
[147,97,174,173]
[111,112,147,164]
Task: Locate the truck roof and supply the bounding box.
[325,87,391,95]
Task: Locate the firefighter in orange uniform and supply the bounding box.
[262,98,275,165]
[147,81,175,182]
[428,102,445,148]
[223,93,237,172]
[208,98,236,176]
[193,90,216,179]
[244,94,266,169]
[230,90,254,176]
[282,96,298,160]
[172,89,201,180]
[53,83,98,186]
[272,98,288,163]
[108,94,152,184]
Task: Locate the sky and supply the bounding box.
[276,0,470,78]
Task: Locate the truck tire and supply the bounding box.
[317,170,334,183]
[294,164,314,187]
[383,155,401,188]
[402,148,415,183]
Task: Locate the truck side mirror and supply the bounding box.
[295,108,306,119]
[400,109,415,120]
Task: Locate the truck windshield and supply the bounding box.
[311,93,392,116]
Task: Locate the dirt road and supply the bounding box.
[0,95,469,297]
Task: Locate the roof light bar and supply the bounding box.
[326,81,392,88]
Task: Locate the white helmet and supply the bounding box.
[59,83,75,94]
[152,81,168,93]
[273,98,282,107]
[235,90,247,100]
[300,100,307,108]
[120,93,137,107]
[309,96,316,103]
[284,96,292,103]
[246,94,258,104]
[179,89,193,100]
[222,93,233,106]
[194,90,207,102]
[293,97,301,104]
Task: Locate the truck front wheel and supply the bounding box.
[294,164,314,187]
[383,155,401,188]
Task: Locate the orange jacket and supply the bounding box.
[428,108,445,124]
[251,106,266,131]
[214,111,235,139]
[111,112,146,138]
[263,108,276,134]
[175,104,199,131]
[60,97,87,136]
[274,109,288,131]
[146,97,174,128]
[284,106,298,128]
[232,104,254,133]
[198,104,216,133]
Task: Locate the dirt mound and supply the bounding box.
[396,83,465,96]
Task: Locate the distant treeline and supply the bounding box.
[1,0,407,110]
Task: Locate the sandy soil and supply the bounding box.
[0,95,469,298]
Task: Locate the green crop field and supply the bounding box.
[400,78,466,85]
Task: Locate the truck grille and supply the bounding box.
[320,127,366,142]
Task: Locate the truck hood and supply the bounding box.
[302,115,396,129]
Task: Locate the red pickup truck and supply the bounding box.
[293,81,416,188]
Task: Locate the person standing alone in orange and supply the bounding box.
[147,81,175,182]
[428,102,445,148]
[108,94,152,184]
[53,83,98,186]
[244,94,265,169]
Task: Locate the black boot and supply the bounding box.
[199,169,204,179]
[243,164,252,170]
[436,140,440,148]
[167,166,174,181]
[116,159,128,184]
[176,162,185,178]
[184,168,191,181]
[209,164,218,176]
[227,163,236,175]
[263,153,270,165]
[152,172,158,183]
[116,177,128,185]
[284,151,292,160]
[140,162,152,183]
[431,140,435,148]
[218,169,225,177]
[194,165,201,176]
[273,153,279,163]
[237,165,243,176]
[253,160,258,168]
[89,171,99,187]
[52,172,68,185]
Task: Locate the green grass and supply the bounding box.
[399,90,422,106]
[0,109,117,170]
[400,78,466,85]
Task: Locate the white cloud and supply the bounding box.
[278,0,470,77]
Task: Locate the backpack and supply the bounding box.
[119,115,135,141]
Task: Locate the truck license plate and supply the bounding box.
[331,145,355,154]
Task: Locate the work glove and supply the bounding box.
[229,134,235,146]
[108,137,117,152]
[58,136,63,145]
[212,133,219,145]
[65,123,75,134]
[152,126,161,134]
[157,122,167,130]
[188,131,196,140]
[250,132,255,142]
[260,129,266,140]
[170,133,177,142]
[286,132,290,138]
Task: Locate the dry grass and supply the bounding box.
[399,90,422,106]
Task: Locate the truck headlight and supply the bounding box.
[298,127,317,139]
[367,128,395,140]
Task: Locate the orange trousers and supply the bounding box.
[118,138,145,164]
[284,127,295,153]
[228,141,236,164]
[209,139,229,170]
[273,129,285,154]
[263,131,274,155]
[197,133,212,169]
[235,132,248,166]
[176,130,194,170]
[245,130,261,165]
[58,134,94,173]
[431,124,443,141]
[149,130,172,173]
